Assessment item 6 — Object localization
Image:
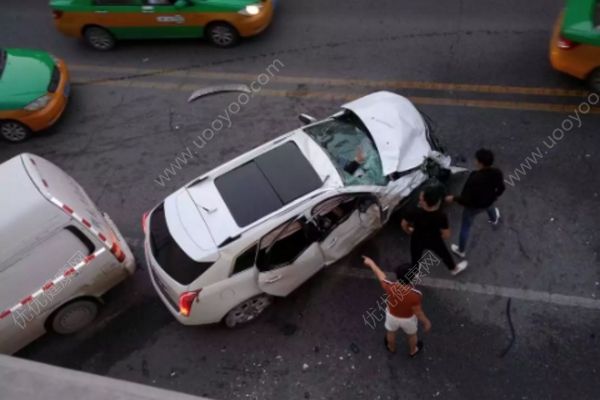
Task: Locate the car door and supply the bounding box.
[139,0,201,38]
[312,194,382,264]
[256,216,325,297]
[90,0,144,39]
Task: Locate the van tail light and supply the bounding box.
[557,35,579,50]
[110,242,126,262]
[142,212,150,233]
[179,290,201,317]
[52,10,63,19]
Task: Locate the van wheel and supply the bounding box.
[588,69,600,93]
[49,299,99,334]
[0,120,31,143]
[84,26,116,51]
[224,294,272,328]
[206,23,239,48]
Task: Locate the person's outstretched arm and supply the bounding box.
[362,256,386,281]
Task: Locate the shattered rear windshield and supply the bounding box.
[304,112,387,186]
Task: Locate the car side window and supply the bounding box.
[257,217,318,271]
[231,244,258,276]
[93,0,139,5]
[311,195,358,238]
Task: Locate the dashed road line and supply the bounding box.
[334,268,600,310]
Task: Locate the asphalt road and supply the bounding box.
[2,0,600,399]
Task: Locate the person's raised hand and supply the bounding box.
[362,255,375,268]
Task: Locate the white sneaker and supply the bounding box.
[450,260,468,276]
[451,244,466,258]
[489,207,500,225]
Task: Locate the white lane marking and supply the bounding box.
[331,268,600,310]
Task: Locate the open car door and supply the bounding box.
[312,194,382,264]
[257,216,325,297]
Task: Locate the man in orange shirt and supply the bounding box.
[363,256,431,357]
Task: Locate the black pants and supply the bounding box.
[411,238,456,271]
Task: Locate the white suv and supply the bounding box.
[142,91,460,327]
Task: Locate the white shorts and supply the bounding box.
[385,309,418,335]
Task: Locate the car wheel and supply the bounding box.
[84,26,116,51]
[0,120,31,143]
[48,299,99,334]
[587,68,600,93]
[206,23,240,48]
[224,294,272,328]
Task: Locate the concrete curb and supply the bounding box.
[0,355,213,400]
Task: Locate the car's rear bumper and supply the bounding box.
[549,13,599,80]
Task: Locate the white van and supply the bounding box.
[0,153,135,354]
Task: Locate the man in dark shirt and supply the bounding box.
[446,148,505,257]
[402,187,468,276]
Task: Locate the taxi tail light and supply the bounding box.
[179,290,201,317]
[110,242,126,263]
[557,35,579,50]
[52,10,63,19]
[142,211,150,233]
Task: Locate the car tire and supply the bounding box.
[206,23,240,48]
[587,68,600,93]
[0,120,31,143]
[84,26,116,51]
[224,294,272,328]
[48,298,100,335]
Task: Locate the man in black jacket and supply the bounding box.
[446,149,505,257]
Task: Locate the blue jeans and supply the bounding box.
[458,206,497,252]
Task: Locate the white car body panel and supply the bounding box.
[343,91,431,175]
[257,242,325,297]
[0,154,135,354]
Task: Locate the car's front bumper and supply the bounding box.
[236,0,274,37]
[18,60,70,132]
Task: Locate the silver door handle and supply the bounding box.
[265,275,282,283]
[327,237,338,248]
[142,6,154,12]
[94,10,108,13]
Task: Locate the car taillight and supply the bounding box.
[142,211,149,233]
[110,242,126,262]
[179,291,200,317]
[557,35,579,50]
[52,10,63,19]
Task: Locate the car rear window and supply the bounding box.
[149,204,213,285]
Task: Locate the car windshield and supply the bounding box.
[0,49,6,79]
[304,112,387,186]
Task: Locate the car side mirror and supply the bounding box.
[298,113,317,125]
[174,0,189,8]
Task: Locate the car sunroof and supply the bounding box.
[215,141,322,227]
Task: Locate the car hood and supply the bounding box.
[0,48,54,110]
[342,91,432,176]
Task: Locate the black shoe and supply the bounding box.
[410,340,424,358]
[384,336,396,354]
